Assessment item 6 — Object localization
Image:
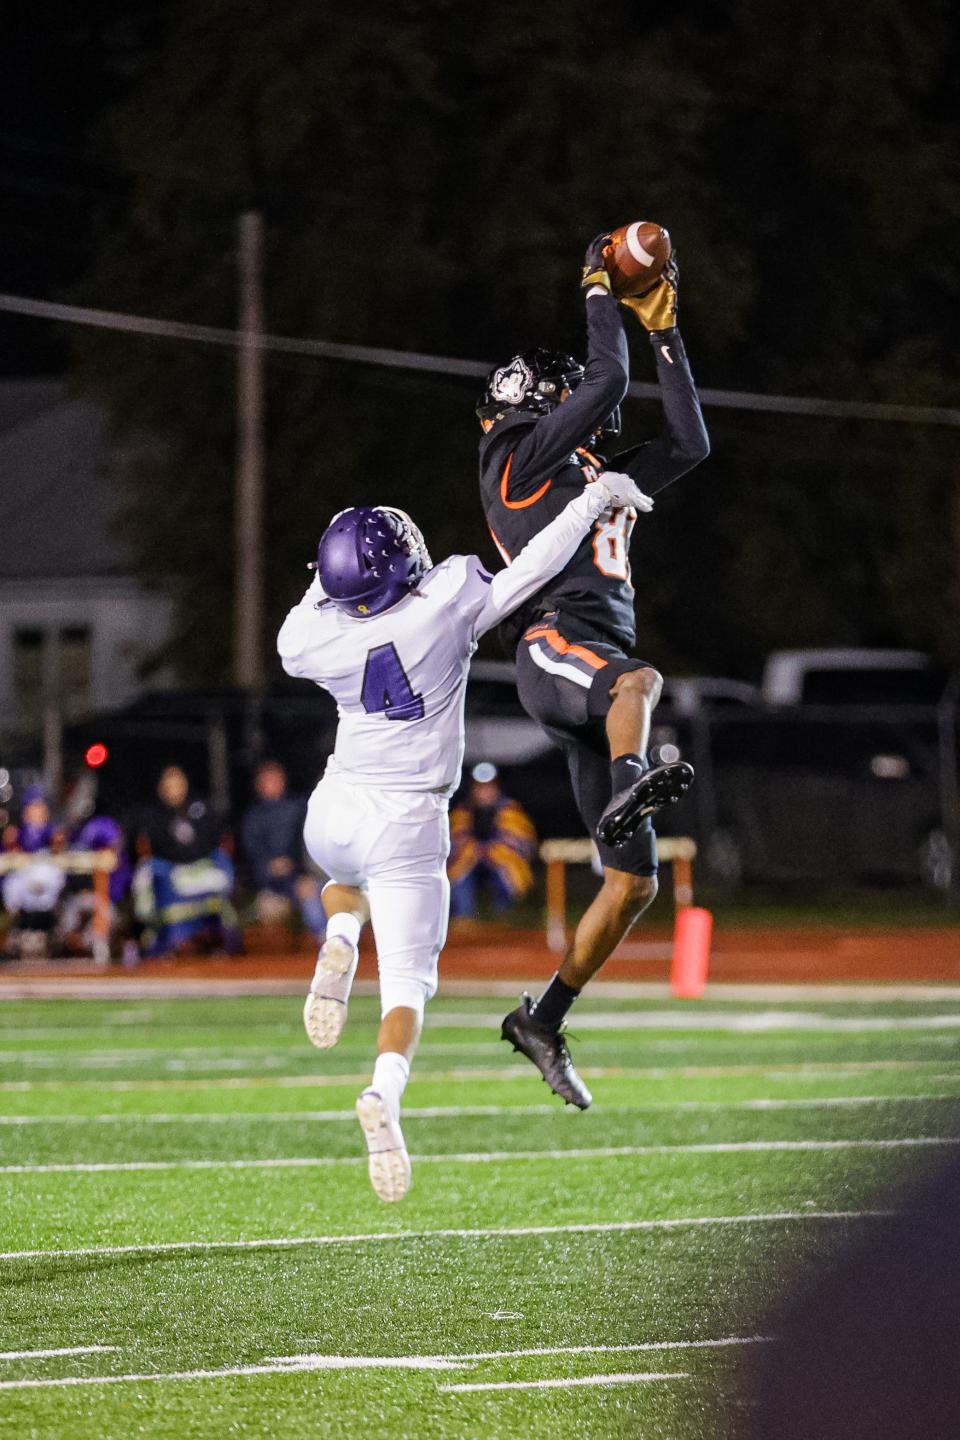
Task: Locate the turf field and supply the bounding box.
[2,986,960,1438]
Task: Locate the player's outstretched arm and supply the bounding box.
[474,472,652,637]
[612,256,710,494]
[502,236,630,493]
[277,571,326,679]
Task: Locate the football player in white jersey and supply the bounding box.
[277,470,652,1201]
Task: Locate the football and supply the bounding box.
[604,221,672,298]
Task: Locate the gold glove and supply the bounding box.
[619,255,679,330]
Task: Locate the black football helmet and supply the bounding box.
[477,347,620,438]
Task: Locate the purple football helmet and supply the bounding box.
[317,506,431,618]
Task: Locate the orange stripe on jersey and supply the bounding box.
[524,626,608,670]
[488,524,512,563]
[500,452,552,510]
[576,446,602,468]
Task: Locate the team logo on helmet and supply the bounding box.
[489,357,534,406]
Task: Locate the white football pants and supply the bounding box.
[303,771,450,1017]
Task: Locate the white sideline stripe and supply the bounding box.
[0,1210,890,1262]
[2,1136,956,1176]
[3,1057,955,1094]
[0,1346,119,1360]
[438,1371,688,1393]
[3,1093,959,1125]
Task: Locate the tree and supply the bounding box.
[73,0,960,682]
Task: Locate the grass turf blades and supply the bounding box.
[1,991,959,1438]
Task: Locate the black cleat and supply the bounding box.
[501,995,592,1110]
[597,760,695,847]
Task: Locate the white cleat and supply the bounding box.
[356,1089,411,1203]
[303,937,359,1050]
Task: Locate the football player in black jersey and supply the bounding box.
[477,232,710,1108]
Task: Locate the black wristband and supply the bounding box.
[649,327,685,363]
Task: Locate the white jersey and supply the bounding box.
[277,484,616,794]
[280,556,493,792]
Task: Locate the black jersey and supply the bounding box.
[478,291,709,651]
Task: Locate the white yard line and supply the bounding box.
[2,1057,955,1094]
[6,1010,960,1064]
[0,1357,461,1391]
[4,979,960,1002]
[0,1337,770,1391]
[8,1013,960,1068]
[0,1210,891,1263]
[8,1034,957,1072]
[0,1105,561,1125]
[1,1136,955,1177]
[2,1093,959,1125]
[0,1346,119,1360]
[0,1026,303,1040]
[0,1044,502,1071]
[439,981,960,1003]
[429,1010,960,1032]
[0,1359,695,1393]
[269,1336,771,1367]
[0,1046,300,1062]
[0,1067,538,1093]
[438,1371,688,1393]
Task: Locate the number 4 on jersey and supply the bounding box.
[360,643,425,721]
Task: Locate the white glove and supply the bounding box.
[591,470,654,514]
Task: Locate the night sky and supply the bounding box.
[3,3,959,679]
[1,8,145,372]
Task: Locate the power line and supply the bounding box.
[1,290,958,428]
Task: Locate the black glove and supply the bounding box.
[580,232,613,295]
[619,254,679,330]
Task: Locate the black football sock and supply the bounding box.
[610,752,647,795]
[532,973,581,1031]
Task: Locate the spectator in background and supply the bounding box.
[448,763,537,918]
[72,815,133,905]
[241,761,325,938]
[1,858,66,957]
[2,786,65,854]
[57,815,133,959]
[137,765,222,865]
[133,764,239,956]
[1,786,67,958]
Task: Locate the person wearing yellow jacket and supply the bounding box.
[448,764,537,917]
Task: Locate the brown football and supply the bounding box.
[604,221,672,298]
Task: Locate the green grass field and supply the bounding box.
[2,986,960,1438]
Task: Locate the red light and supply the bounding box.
[85,743,109,768]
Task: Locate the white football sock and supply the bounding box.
[371,1052,410,1119]
[324,912,361,951]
